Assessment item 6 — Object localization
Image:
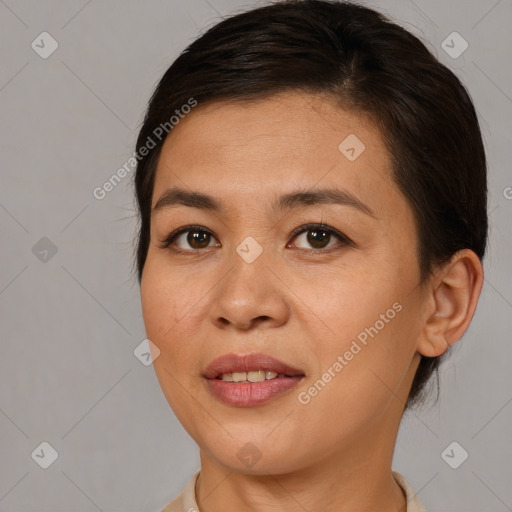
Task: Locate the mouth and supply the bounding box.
[215,370,289,383]
[203,353,305,407]
[203,352,305,380]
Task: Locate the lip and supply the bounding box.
[203,352,305,407]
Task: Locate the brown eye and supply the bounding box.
[289,223,352,251]
[183,230,212,249]
[158,226,219,251]
[293,228,334,249]
[306,228,331,248]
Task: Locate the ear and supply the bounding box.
[417,249,484,358]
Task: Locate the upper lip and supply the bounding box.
[203,352,305,379]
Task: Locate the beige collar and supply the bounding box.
[162,469,426,511]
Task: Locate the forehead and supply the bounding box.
[152,91,402,219]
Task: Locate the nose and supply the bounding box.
[208,248,290,331]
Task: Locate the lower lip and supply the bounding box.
[205,376,304,407]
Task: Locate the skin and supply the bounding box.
[140,91,484,511]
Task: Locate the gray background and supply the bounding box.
[0,0,510,510]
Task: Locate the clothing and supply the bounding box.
[162,470,426,511]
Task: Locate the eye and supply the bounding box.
[157,225,219,252]
[158,222,353,254]
[288,223,353,251]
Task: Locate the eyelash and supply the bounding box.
[157,223,354,254]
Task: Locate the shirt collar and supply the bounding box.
[163,469,426,512]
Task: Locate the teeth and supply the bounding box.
[220,370,279,382]
[232,372,246,382]
[247,370,265,382]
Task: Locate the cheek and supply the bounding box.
[140,262,198,391]
[140,261,203,422]
[140,255,199,342]
[298,272,416,407]
[305,269,399,350]
[326,303,416,406]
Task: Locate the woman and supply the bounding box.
[133,1,487,510]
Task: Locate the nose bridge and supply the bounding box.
[226,234,270,296]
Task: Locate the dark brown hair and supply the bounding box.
[133,0,487,408]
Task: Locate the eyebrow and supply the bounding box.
[152,186,376,217]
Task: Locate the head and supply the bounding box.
[134,0,486,474]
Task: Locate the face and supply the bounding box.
[140,91,427,475]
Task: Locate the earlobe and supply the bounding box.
[417,250,484,358]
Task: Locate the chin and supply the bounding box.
[200,434,310,476]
